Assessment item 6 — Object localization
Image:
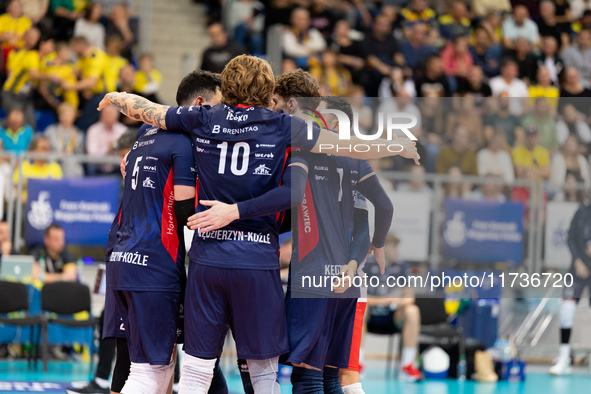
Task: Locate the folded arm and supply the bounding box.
[98,92,170,129]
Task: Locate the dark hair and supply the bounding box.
[84,2,100,20]
[321,96,353,123]
[44,223,63,237]
[113,129,137,151]
[176,70,221,106]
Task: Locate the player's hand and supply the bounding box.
[97,94,113,111]
[120,151,129,177]
[397,139,420,165]
[187,201,240,233]
[333,261,357,294]
[370,245,386,275]
[574,258,590,279]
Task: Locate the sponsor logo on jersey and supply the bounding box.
[143,165,156,173]
[197,229,272,244]
[134,139,155,149]
[253,164,272,176]
[212,125,259,135]
[196,138,210,144]
[254,152,274,160]
[110,251,149,266]
[315,175,327,181]
[146,156,159,161]
[144,127,158,136]
[314,165,328,171]
[225,112,249,122]
[256,143,276,148]
[142,177,156,189]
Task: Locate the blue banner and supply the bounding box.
[442,198,524,263]
[25,178,120,246]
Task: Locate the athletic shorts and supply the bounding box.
[103,287,126,339]
[285,292,363,370]
[184,263,289,360]
[107,289,184,365]
[563,265,591,303]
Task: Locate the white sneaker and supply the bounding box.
[549,359,572,376]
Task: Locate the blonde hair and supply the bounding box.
[221,55,275,108]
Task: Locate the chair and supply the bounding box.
[0,281,43,369]
[415,297,466,371]
[40,282,98,372]
[366,307,401,378]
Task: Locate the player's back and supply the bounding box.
[107,127,196,292]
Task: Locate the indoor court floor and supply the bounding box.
[0,360,589,393]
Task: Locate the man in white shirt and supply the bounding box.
[489,59,529,115]
[476,131,515,184]
[502,5,540,48]
[86,106,128,174]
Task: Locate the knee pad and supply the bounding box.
[121,362,174,394]
[246,357,280,394]
[560,299,576,328]
[178,355,217,394]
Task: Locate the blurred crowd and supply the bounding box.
[198,0,591,206]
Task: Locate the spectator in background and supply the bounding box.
[553,171,586,202]
[200,22,246,74]
[446,94,484,149]
[562,29,591,83]
[37,40,79,110]
[503,5,540,49]
[522,98,559,152]
[400,24,438,73]
[73,2,105,50]
[469,25,502,78]
[308,0,340,42]
[536,0,569,49]
[103,34,128,94]
[470,174,506,202]
[105,2,136,59]
[0,221,13,256]
[438,1,470,41]
[133,53,162,103]
[489,59,529,115]
[331,20,366,86]
[13,135,63,203]
[441,35,473,79]
[0,108,33,153]
[282,7,326,69]
[228,0,265,56]
[556,103,591,150]
[32,223,76,283]
[415,55,451,97]
[44,103,84,177]
[512,125,551,180]
[396,165,432,196]
[483,94,523,146]
[554,0,574,30]
[456,65,492,102]
[419,95,447,163]
[550,135,591,188]
[477,130,515,184]
[0,0,32,64]
[0,142,13,210]
[443,166,471,198]
[572,0,591,20]
[362,13,403,96]
[572,9,591,34]
[529,66,560,110]
[558,66,591,114]
[2,27,40,129]
[400,0,439,44]
[472,0,511,18]
[85,105,127,174]
[436,125,478,175]
[117,64,142,129]
[512,37,538,84]
[310,49,352,97]
[21,0,50,36]
[49,0,83,41]
[68,35,108,102]
[537,36,564,85]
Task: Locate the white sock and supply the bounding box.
[94,377,109,389]
[559,344,571,363]
[343,382,365,394]
[401,348,417,367]
[121,362,174,394]
[178,355,216,394]
[246,357,280,394]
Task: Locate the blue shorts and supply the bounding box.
[103,287,125,339]
[285,291,358,370]
[563,265,591,303]
[184,263,289,360]
[107,289,184,365]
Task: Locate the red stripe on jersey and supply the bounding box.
[162,169,179,263]
[235,104,254,108]
[276,147,293,224]
[297,179,319,261]
[347,300,367,371]
[195,177,200,209]
[117,209,122,226]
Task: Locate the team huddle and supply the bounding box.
[99,55,419,394]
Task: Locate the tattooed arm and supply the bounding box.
[98,92,170,129]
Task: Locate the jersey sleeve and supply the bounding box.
[136,123,150,140]
[165,105,207,135]
[358,160,375,181]
[287,114,321,151]
[171,134,198,187]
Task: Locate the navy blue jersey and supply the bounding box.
[291,150,373,296]
[164,104,319,270]
[106,126,197,292]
